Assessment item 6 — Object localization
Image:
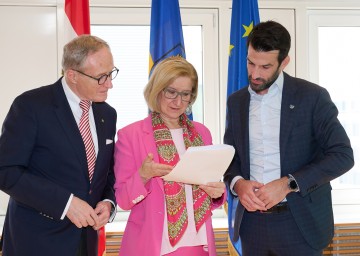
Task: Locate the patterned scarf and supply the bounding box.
[152,112,211,246]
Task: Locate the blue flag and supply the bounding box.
[149,0,193,119]
[226,0,259,255]
[227,0,260,97]
[149,0,186,75]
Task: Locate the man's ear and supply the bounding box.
[65,69,77,84]
[280,56,290,71]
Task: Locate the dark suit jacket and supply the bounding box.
[224,72,354,250]
[0,78,117,256]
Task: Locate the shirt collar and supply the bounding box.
[61,77,92,107]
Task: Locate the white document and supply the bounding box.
[162,144,235,185]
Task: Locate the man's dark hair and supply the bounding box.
[247,20,291,64]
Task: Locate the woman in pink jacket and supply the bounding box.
[113,56,226,255]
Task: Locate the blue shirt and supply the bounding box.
[230,72,284,191]
[248,72,283,184]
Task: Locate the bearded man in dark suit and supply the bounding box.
[224,20,354,256]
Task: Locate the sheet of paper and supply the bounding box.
[162,144,235,185]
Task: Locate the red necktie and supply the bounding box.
[79,100,96,182]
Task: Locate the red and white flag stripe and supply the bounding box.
[64,0,90,43]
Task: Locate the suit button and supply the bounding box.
[89,190,92,194]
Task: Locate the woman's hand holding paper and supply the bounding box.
[199,181,226,199]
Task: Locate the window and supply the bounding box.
[309,10,360,187]
[318,27,360,186]
[308,10,360,222]
[90,7,220,141]
[91,25,203,130]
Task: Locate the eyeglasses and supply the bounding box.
[163,87,193,102]
[74,67,119,85]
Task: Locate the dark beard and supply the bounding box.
[249,68,280,93]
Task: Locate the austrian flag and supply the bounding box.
[64,0,90,43]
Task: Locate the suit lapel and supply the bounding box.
[92,103,106,182]
[52,81,88,177]
[280,73,299,169]
[229,89,250,178]
[238,92,251,178]
[142,115,158,161]
[142,115,164,192]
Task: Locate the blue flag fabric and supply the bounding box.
[149,0,186,75]
[227,0,260,97]
[226,0,260,255]
[149,0,193,120]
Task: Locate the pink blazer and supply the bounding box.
[114,115,226,256]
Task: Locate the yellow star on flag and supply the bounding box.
[242,21,254,38]
[229,44,235,56]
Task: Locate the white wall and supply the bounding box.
[0,5,58,126]
[0,4,58,219]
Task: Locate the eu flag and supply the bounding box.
[149,0,186,75]
[226,0,260,255]
[227,0,260,97]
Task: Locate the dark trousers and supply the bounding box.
[76,229,88,256]
[239,210,323,256]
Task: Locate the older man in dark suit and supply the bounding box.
[0,35,118,256]
[224,21,354,256]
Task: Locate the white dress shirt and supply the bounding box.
[230,72,284,192]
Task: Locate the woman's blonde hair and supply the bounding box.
[144,56,198,112]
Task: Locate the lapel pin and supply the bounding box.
[289,105,295,109]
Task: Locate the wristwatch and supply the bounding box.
[287,174,299,192]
